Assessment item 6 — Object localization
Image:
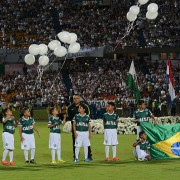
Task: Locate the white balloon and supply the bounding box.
[68,42,80,53]
[129,6,140,15]
[67,33,78,44]
[28,44,39,55]
[24,54,35,65]
[147,3,158,14]
[54,46,67,57]
[48,40,61,50]
[39,44,48,55]
[126,12,137,22]
[38,55,49,66]
[57,31,71,43]
[138,0,149,5]
[146,11,158,20]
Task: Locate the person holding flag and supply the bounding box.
[133,100,157,139]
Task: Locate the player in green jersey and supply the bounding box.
[103,102,119,162]
[133,100,157,139]
[48,107,66,164]
[18,108,40,164]
[2,108,18,166]
[133,131,151,161]
[73,102,92,163]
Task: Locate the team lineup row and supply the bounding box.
[1,99,155,165]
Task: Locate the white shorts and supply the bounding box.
[104,129,118,146]
[21,133,35,150]
[2,132,15,150]
[75,131,90,147]
[133,146,149,160]
[49,133,61,149]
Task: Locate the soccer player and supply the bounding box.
[133,131,151,161]
[133,100,156,139]
[103,102,119,161]
[18,108,40,164]
[2,108,18,166]
[48,107,66,164]
[67,94,92,160]
[73,102,92,163]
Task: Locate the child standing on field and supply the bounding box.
[133,131,152,161]
[103,102,119,161]
[133,100,157,139]
[48,107,66,164]
[73,102,92,163]
[18,108,40,164]
[2,108,18,166]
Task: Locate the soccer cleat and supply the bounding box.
[2,160,8,166]
[138,158,144,161]
[105,157,110,162]
[30,159,37,164]
[84,158,92,162]
[25,160,30,164]
[52,160,57,164]
[57,160,66,164]
[74,158,79,163]
[113,157,119,161]
[10,161,16,166]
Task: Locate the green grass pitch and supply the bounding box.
[0,122,180,180]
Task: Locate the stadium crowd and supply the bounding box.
[0,58,179,118]
[0,0,179,49]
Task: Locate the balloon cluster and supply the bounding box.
[24,31,80,66]
[114,0,159,51]
[127,0,159,22]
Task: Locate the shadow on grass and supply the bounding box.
[0,159,179,171]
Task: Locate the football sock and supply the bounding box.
[105,146,109,158]
[24,150,28,161]
[2,149,9,161]
[9,151,13,162]
[75,147,80,159]
[112,146,116,158]
[136,145,141,158]
[57,148,61,161]
[84,146,88,159]
[31,148,35,160]
[51,149,56,161]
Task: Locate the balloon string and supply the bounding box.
[42,57,57,72]
[113,1,141,52]
[50,55,67,90]
[113,21,136,51]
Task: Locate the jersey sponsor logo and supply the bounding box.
[105,121,116,126]
[139,117,150,122]
[76,122,88,127]
[6,126,15,130]
[22,126,33,131]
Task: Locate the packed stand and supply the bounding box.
[0,70,68,109]
[68,58,180,117]
[0,0,179,51]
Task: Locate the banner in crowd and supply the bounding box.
[0,101,6,108]
[87,100,113,108]
[140,122,180,159]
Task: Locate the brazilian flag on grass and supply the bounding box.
[140,122,180,159]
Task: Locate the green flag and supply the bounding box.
[127,61,140,101]
[140,122,180,159]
